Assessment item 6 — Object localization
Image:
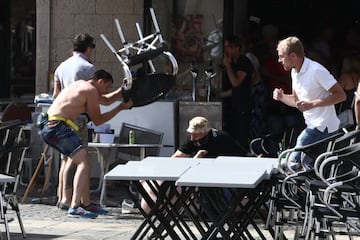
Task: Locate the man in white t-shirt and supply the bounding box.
[273,36,346,170]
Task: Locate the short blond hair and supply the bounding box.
[277,36,305,58]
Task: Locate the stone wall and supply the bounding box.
[36,0,143,93]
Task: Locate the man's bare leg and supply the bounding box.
[140,180,164,214]
[57,158,65,204]
[80,157,92,206]
[70,149,89,207]
[61,158,75,206]
[67,149,97,218]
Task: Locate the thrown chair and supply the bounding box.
[100,8,178,108]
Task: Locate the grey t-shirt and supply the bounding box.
[54,52,95,88]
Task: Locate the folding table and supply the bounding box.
[102,157,205,239]
[176,157,278,240]
[88,142,164,194]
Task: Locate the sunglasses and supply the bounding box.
[90,43,96,49]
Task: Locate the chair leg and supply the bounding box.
[4,213,11,240]
[10,196,26,238]
[265,185,276,229]
[0,191,9,240]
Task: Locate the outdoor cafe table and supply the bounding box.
[102,156,204,240]
[175,156,278,240]
[87,142,164,194]
[103,156,279,239]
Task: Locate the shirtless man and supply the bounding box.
[38,69,133,218]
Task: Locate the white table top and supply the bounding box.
[0,174,15,183]
[215,156,279,178]
[127,156,209,165]
[176,156,278,188]
[104,157,200,181]
[103,156,278,188]
[88,142,164,148]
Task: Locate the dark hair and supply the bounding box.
[73,33,95,52]
[226,34,246,49]
[93,69,113,83]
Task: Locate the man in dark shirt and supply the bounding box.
[220,35,253,151]
[173,116,247,158]
[140,116,246,214]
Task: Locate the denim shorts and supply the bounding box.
[40,120,83,157]
[60,115,88,160]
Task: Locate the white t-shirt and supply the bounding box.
[292,57,339,132]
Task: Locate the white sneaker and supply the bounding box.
[121,199,139,214]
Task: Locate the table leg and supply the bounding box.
[195,180,273,240]
[130,180,186,240]
[140,147,145,160]
[99,177,107,207]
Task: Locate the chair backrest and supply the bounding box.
[319,142,360,181]
[0,121,25,162]
[0,122,28,194]
[1,102,31,123]
[117,122,164,158]
[331,128,360,150]
[4,146,28,193]
[301,131,344,160]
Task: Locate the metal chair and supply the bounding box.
[0,122,28,239]
[98,123,164,206]
[266,129,360,239]
[116,122,164,162]
[303,143,360,239]
[100,8,178,107]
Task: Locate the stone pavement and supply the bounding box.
[4,178,275,240]
[5,204,144,240]
[4,203,278,240]
[1,179,353,239]
[3,180,145,240]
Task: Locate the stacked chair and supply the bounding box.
[266,128,360,239]
[0,121,29,239]
[303,141,360,239]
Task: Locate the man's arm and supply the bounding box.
[98,87,123,106]
[310,83,346,107]
[86,88,133,125]
[53,79,61,98]
[296,83,346,112]
[224,65,247,88]
[171,150,190,158]
[273,88,297,108]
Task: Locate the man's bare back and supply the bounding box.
[47,73,132,126]
[47,80,98,122]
